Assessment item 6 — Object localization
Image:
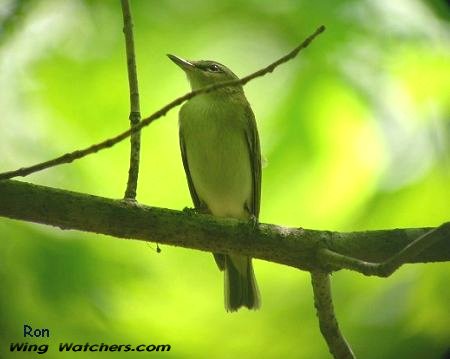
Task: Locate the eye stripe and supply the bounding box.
[208,64,221,72]
[195,62,224,73]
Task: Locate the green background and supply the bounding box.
[0,0,449,358]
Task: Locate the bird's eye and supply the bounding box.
[208,64,221,72]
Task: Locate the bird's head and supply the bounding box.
[168,54,241,93]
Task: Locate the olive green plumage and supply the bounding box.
[168,54,261,311]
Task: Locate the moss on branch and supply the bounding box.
[0,180,448,272]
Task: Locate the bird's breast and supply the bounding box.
[180,99,252,219]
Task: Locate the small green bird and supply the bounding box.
[168,54,261,312]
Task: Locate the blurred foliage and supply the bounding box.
[0,0,449,358]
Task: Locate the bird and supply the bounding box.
[168,54,261,312]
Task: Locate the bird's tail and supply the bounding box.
[224,255,260,312]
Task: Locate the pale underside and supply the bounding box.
[179,96,252,220]
[179,93,261,311]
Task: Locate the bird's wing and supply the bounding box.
[244,104,262,219]
[179,128,202,209]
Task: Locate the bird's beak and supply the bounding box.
[167,54,194,71]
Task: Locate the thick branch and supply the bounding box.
[0,180,448,272]
[121,0,142,200]
[0,25,326,181]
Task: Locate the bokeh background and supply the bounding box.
[0,0,449,358]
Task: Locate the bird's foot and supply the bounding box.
[248,215,259,231]
[182,207,198,216]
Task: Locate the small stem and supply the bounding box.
[311,271,355,359]
[121,0,141,200]
[0,25,326,181]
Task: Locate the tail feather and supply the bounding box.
[224,255,260,312]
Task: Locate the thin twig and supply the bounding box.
[121,0,141,200]
[0,25,326,180]
[311,271,355,359]
[318,222,450,277]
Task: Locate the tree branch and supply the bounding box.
[0,180,448,272]
[0,25,326,181]
[318,223,449,276]
[121,0,142,200]
[311,271,354,359]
